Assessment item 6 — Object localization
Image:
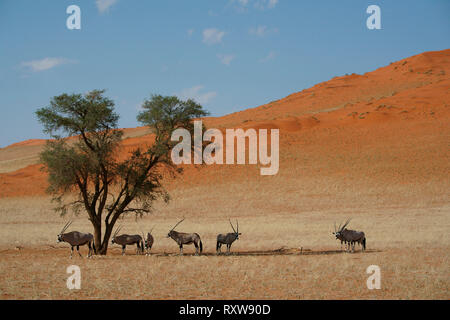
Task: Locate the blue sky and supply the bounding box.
[0,0,449,147]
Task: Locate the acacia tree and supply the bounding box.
[36,90,208,254]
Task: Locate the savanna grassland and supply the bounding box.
[0,50,449,299]
[0,188,448,300]
[0,181,448,301]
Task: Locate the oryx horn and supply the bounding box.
[60,220,73,234]
[340,218,351,231]
[229,219,236,233]
[170,218,185,232]
[113,225,122,238]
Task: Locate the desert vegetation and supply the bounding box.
[0,50,448,299]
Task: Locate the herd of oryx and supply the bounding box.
[57,217,366,258]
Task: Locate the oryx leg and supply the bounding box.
[87,241,92,258]
[194,242,199,256]
[122,245,126,256]
[76,245,83,258]
[216,242,222,254]
[179,244,183,255]
[70,246,74,259]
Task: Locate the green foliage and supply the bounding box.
[36,90,208,254]
[36,89,119,138]
[137,94,209,152]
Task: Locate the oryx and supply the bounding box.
[216,219,241,254]
[333,219,366,252]
[167,218,203,255]
[143,226,155,256]
[111,225,144,255]
[57,221,95,258]
[333,220,350,251]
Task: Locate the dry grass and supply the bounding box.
[0,183,448,299]
[0,247,447,300]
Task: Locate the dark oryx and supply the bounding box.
[216,219,241,254]
[111,226,144,255]
[333,221,349,251]
[343,229,366,252]
[333,219,366,252]
[57,221,95,258]
[167,218,203,255]
[143,226,155,256]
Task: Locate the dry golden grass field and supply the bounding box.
[0,50,449,299]
[0,181,448,300]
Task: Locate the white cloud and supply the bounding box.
[229,0,278,12]
[254,0,278,10]
[268,0,279,9]
[249,25,279,37]
[217,54,235,66]
[202,28,226,45]
[20,57,75,72]
[249,25,267,37]
[96,0,118,13]
[187,28,195,37]
[228,0,249,13]
[259,51,276,63]
[177,85,217,105]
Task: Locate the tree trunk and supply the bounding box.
[98,222,114,255]
[98,244,108,255]
[93,221,102,255]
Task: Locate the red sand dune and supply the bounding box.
[0,49,449,198]
[6,139,47,148]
